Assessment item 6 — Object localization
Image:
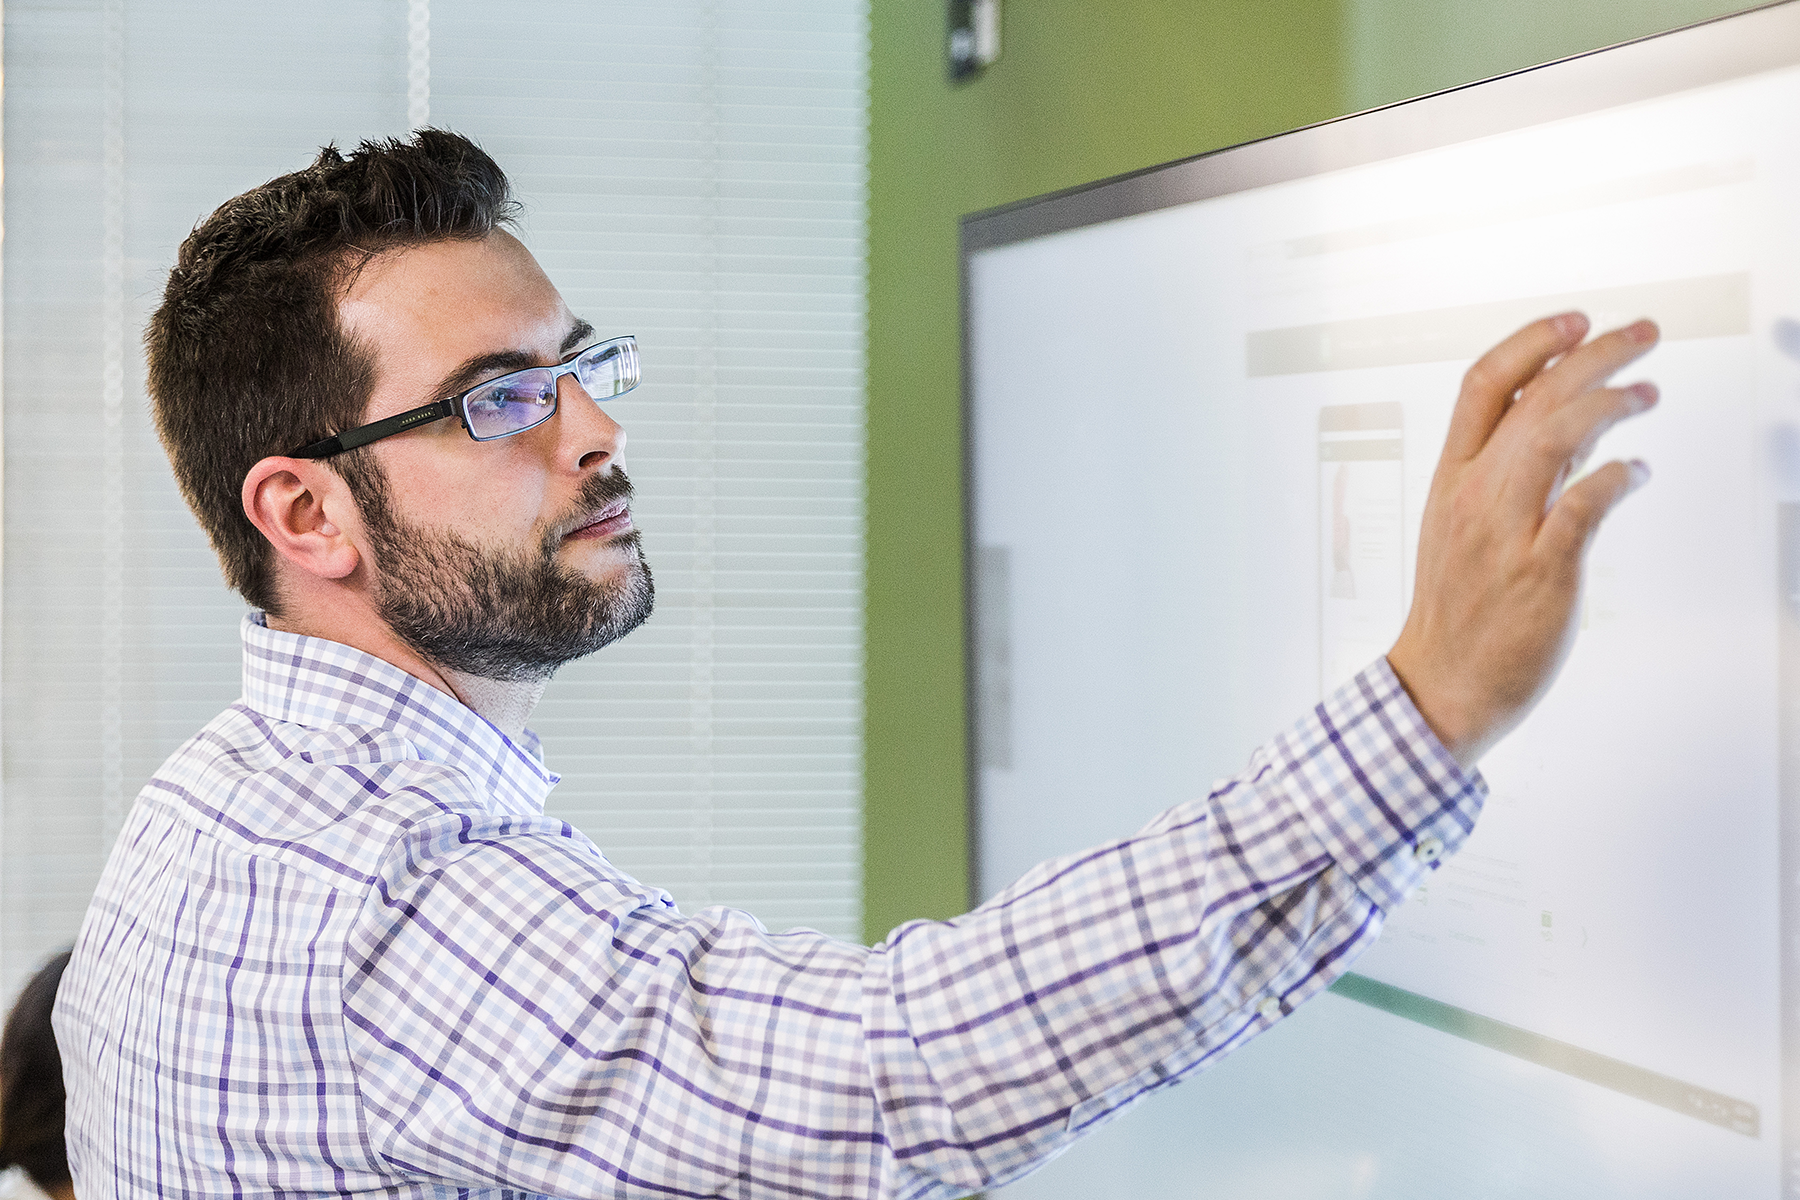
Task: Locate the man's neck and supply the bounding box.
[440,669,548,740]
[263,599,548,740]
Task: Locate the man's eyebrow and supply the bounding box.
[561,319,595,354]
[427,319,598,402]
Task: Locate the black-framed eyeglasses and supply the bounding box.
[288,335,640,459]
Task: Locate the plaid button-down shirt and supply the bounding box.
[56,613,1483,1200]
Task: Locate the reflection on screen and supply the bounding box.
[969,42,1800,1200]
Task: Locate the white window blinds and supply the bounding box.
[1,0,867,991]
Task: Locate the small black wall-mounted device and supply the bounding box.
[948,0,1000,82]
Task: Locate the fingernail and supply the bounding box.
[1554,311,1588,339]
[1627,458,1652,490]
[1629,319,1659,344]
[1627,381,1659,410]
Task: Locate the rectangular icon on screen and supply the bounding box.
[1319,402,1406,695]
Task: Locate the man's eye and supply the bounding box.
[475,382,535,410]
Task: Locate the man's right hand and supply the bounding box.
[1386,313,1661,769]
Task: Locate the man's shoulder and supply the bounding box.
[136,702,556,892]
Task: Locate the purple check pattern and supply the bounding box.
[56,614,1483,1199]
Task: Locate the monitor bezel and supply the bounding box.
[960,0,1800,257]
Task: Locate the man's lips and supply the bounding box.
[564,498,633,541]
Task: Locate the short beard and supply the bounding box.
[339,456,655,683]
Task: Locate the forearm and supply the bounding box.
[863,659,1485,1194]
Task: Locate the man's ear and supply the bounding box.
[241,457,361,582]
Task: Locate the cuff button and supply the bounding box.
[1256,996,1282,1021]
[1414,836,1444,865]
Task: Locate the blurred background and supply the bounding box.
[0,0,1756,994]
[3,0,870,987]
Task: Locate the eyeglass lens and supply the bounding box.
[462,338,640,441]
[578,338,639,401]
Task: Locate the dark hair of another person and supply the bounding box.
[0,950,72,1197]
[146,129,520,616]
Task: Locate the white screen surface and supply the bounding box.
[968,44,1800,1200]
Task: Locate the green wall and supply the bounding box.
[1346,0,1757,110]
[862,1,1346,942]
[861,0,1756,945]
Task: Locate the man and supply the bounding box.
[55,131,1658,1199]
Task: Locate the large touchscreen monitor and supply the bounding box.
[964,5,1800,1195]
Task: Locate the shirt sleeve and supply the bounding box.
[340,658,1483,1200]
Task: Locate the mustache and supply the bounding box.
[541,469,637,551]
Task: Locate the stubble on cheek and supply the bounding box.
[351,463,656,681]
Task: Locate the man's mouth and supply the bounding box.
[564,498,633,541]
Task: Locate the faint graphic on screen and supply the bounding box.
[974,544,1012,771]
[1319,402,1406,695]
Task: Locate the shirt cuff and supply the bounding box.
[1262,656,1486,914]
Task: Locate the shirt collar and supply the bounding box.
[239,612,558,813]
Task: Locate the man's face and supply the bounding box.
[335,231,652,680]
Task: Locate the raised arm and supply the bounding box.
[341,315,1659,1199]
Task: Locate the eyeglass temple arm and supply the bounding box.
[288,400,456,459]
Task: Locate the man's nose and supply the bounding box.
[556,373,627,471]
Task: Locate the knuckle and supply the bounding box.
[1540,510,1584,556]
[1525,424,1567,462]
[1560,488,1600,522]
[1461,360,1500,398]
[1566,473,1626,524]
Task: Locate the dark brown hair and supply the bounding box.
[0,950,71,1197]
[146,129,519,614]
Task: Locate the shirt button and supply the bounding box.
[1256,996,1282,1021]
[1414,836,1444,865]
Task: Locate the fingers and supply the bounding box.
[1538,457,1650,565]
[1515,319,1660,418]
[1442,312,1588,463]
[1508,381,1658,509]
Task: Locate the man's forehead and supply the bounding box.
[338,231,574,359]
